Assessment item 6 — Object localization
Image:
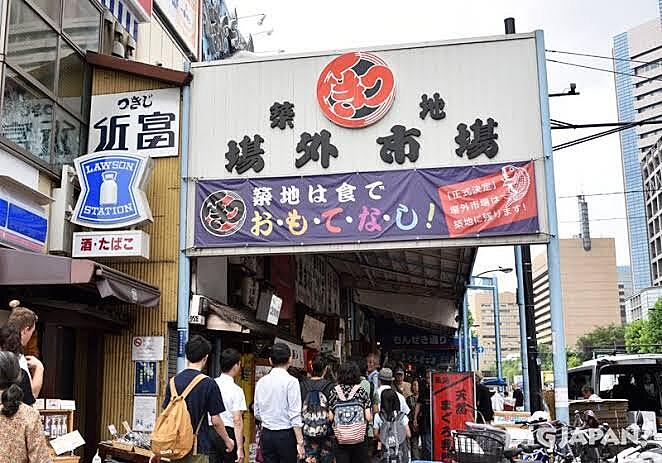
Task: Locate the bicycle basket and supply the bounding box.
[452,430,505,463]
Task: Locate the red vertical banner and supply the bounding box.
[432,372,475,462]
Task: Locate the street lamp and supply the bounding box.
[252,28,274,37]
[463,266,512,380]
[238,13,267,25]
[474,267,513,277]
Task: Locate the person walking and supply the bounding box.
[413,369,432,461]
[329,362,372,463]
[475,372,494,424]
[300,356,334,463]
[6,301,43,399]
[512,383,524,409]
[254,343,305,463]
[161,335,235,462]
[374,389,411,463]
[208,348,247,463]
[405,379,420,461]
[375,368,410,415]
[0,351,50,463]
[0,327,34,405]
[393,368,411,398]
[366,353,380,391]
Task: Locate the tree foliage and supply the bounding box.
[623,298,662,353]
[537,343,583,370]
[625,319,648,353]
[575,324,625,361]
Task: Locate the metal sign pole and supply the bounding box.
[515,245,531,411]
[536,30,569,422]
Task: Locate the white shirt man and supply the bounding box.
[208,349,247,463]
[254,343,304,463]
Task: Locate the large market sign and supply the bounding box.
[187,33,549,254]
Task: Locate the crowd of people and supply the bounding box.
[0,301,51,463]
[164,336,434,463]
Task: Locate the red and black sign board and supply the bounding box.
[432,372,475,462]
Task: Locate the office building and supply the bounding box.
[612,13,662,291]
[470,291,520,373]
[625,286,662,322]
[618,266,634,324]
[642,139,662,287]
[532,238,622,347]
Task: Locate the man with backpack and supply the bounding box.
[254,343,305,463]
[152,335,235,462]
[300,356,334,463]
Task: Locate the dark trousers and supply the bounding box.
[208,426,237,463]
[335,441,367,463]
[261,428,297,463]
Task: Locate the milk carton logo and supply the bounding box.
[71,151,153,229]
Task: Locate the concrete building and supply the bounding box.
[625,286,662,322]
[533,238,622,348]
[613,9,662,292]
[642,139,662,286]
[470,291,520,372]
[618,266,634,324]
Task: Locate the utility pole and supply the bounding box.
[522,245,544,411]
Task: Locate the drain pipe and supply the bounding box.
[177,61,192,372]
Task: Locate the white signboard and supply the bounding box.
[132,336,164,361]
[132,395,157,432]
[274,338,304,369]
[89,88,180,158]
[187,33,550,253]
[72,230,150,259]
[267,295,282,325]
[50,430,86,455]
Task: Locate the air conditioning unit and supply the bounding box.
[48,165,77,255]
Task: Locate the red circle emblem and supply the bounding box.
[317,52,395,128]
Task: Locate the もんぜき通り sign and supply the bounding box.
[188,33,550,254]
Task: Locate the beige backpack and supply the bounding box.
[151,374,206,459]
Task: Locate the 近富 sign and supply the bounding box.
[89,88,180,158]
[188,33,549,254]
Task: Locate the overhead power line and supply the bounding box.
[546,48,651,65]
[546,58,662,84]
[558,189,662,199]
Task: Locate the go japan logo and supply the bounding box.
[317,51,395,128]
[200,190,247,237]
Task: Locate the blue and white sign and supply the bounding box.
[476,346,485,354]
[71,151,153,229]
[0,198,48,252]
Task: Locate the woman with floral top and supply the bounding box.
[0,351,50,463]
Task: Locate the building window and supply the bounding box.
[0,0,100,172]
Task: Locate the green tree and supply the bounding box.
[567,349,582,368]
[575,324,625,361]
[640,298,662,353]
[625,319,648,353]
[537,343,584,369]
[502,359,521,384]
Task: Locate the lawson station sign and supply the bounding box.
[188,32,551,254]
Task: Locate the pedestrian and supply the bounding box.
[0,350,50,463]
[512,383,524,409]
[6,300,43,399]
[0,327,34,405]
[475,371,494,423]
[160,335,235,462]
[413,370,432,460]
[367,353,380,391]
[374,389,411,463]
[329,362,372,463]
[208,348,247,463]
[353,357,377,460]
[375,368,410,415]
[393,368,412,398]
[300,356,334,463]
[406,379,420,461]
[254,343,305,463]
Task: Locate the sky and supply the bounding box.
[229,0,659,291]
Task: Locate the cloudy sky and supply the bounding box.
[230,0,658,290]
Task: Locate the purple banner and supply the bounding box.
[194,161,539,248]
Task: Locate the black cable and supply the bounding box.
[546,58,662,84]
[546,48,651,65]
[559,189,662,199]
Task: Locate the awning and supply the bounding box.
[0,248,160,307]
[202,296,299,343]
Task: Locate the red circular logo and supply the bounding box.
[317,52,395,128]
[200,190,247,237]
